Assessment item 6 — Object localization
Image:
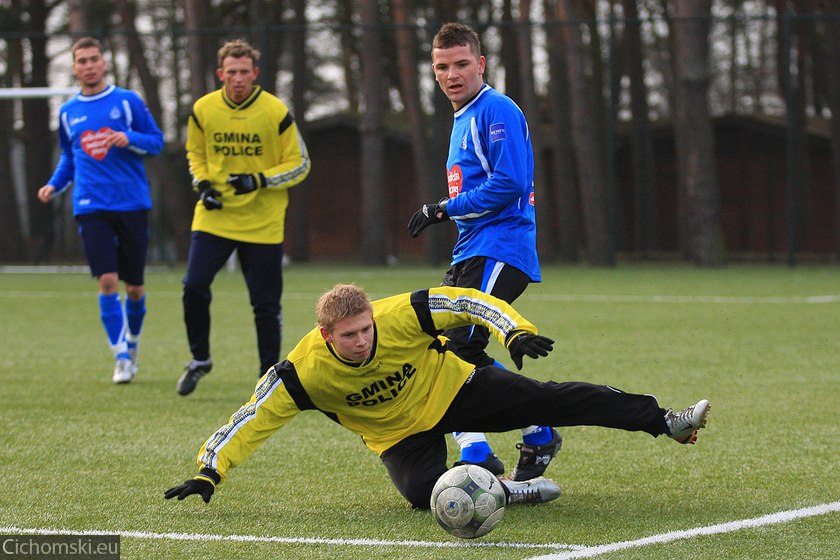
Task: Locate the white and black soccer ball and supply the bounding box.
[430,464,506,539]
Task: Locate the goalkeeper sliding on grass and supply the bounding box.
[166,285,711,509]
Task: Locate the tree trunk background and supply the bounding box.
[557,0,611,266]
[623,0,658,254]
[359,0,387,265]
[22,0,54,262]
[288,0,311,262]
[544,0,580,263]
[672,0,724,266]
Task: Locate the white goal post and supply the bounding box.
[0,87,78,99]
[2,87,79,241]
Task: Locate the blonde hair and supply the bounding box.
[217,39,261,67]
[316,284,373,332]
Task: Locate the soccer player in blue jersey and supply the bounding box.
[37,37,164,384]
[408,23,558,480]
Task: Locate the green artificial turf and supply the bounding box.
[0,263,837,560]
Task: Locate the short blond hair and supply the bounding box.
[316,284,373,332]
[217,39,260,67]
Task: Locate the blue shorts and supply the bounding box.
[76,210,149,285]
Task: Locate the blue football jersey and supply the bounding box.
[48,85,164,215]
[443,84,540,282]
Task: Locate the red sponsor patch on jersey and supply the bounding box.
[81,128,114,160]
[529,191,535,206]
[447,165,463,198]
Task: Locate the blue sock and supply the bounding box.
[522,426,554,445]
[100,293,124,345]
[100,293,127,359]
[125,295,146,338]
[459,441,494,463]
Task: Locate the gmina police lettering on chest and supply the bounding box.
[345,363,417,406]
[212,131,264,156]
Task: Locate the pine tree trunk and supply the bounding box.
[557,0,611,266]
[359,0,387,265]
[671,0,724,266]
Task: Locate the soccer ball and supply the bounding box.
[430,464,506,539]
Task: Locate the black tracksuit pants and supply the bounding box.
[380,365,667,508]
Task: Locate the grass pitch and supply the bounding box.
[0,263,837,560]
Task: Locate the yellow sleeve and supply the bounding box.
[261,113,311,190]
[424,286,538,348]
[196,367,300,482]
[185,109,208,186]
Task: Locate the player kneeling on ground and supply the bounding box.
[165,285,711,510]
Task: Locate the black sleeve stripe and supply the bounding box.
[410,289,440,338]
[273,360,341,424]
[189,110,203,132]
[273,360,316,410]
[278,112,295,136]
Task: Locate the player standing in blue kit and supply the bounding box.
[408,22,559,480]
[38,36,164,384]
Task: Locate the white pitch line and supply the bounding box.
[2,503,839,555]
[0,526,582,552]
[527,293,840,304]
[524,501,840,560]
[2,290,840,304]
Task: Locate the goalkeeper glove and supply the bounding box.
[227,173,267,195]
[407,198,449,238]
[195,180,222,210]
[164,470,218,504]
[507,331,554,370]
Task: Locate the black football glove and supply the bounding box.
[164,475,216,504]
[407,199,449,238]
[507,331,554,370]
[227,173,267,195]
[195,180,222,210]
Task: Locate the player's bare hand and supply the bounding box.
[105,131,129,148]
[37,185,56,203]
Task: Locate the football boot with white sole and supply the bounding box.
[501,476,561,505]
[113,357,135,384]
[664,399,711,444]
